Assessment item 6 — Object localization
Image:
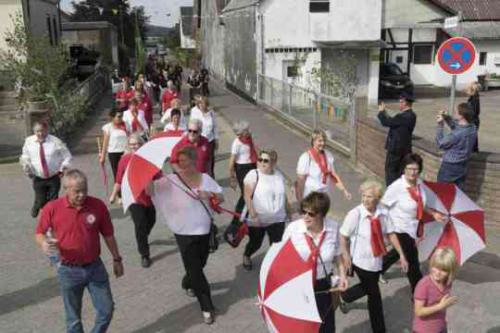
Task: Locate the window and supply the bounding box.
[287,66,299,78]
[480,52,487,66]
[52,17,58,45]
[310,0,329,13]
[396,56,403,64]
[46,16,53,46]
[413,44,433,64]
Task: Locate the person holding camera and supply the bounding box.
[283,192,348,333]
[339,180,408,333]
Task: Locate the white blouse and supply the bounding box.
[283,217,341,280]
[123,109,149,135]
[151,173,223,235]
[381,175,427,240]
[244,169,287,225]
[340,204,394,272]
[296,150,336,199]
[160,107,188,128]
[102,123,128,153]
[231,137,254,164]
[190,108,218,142]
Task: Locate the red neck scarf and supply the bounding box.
[304,231,327,283]
[114,122,128,135]
[308,148,338,184]
[407,185,424,237]
[131,112,143,132]
[239,135,258,164]
[369,215,387,257]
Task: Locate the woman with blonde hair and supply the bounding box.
[465,81,480,152]
[296,129,351,202]
[413,247,459,333]
[339,179,408,333]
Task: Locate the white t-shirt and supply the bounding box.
[283,217,341,280]
[160,107,188,128]
[123,109,149,135]
[102,123,128,153]
[231,137,254,164]
[244,169,287,225]
[190,108,218,142]
[151,173,223,235]
[340,204,394,272]
[296,150,336,198]
[381,175,427,239]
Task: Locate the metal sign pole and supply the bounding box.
[449,74,457,114]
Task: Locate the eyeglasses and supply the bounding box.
[188,129,199,134]
[301,210,317,217]
[257,158,270,163]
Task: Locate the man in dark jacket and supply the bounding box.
[378,92,417,186]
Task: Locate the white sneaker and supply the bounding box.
[202,311,214,325]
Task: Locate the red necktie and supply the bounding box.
[407,186,424,237]
[39,141,50,178]
[305,232,327,283]
[369,216,387,257]
[308,148,339,184]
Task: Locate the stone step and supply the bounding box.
[0,110,23,123]
[0,104,19,112]
[0,97,17,106]
[0,90,17,99]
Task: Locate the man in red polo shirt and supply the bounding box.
[35,169,123,333]
[170,119,211,173]
[161,80,179,114]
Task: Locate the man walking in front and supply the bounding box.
[436,103,477,189]
[378,92,417,186]
[20,121,72,218]
[35,169,124,333]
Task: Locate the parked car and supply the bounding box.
[379,62,414,98]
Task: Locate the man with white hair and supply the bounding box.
[170,119,211,173]
[20,121,72,218]
[35,169,124,333]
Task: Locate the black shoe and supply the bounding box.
[31,206,39,218]
[141,256,151,268]
[243,255,253,271]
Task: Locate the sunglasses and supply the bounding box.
[301,210,318,217]
[188,129,199,134]
[258,158,270,163]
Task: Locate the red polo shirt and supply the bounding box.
[161,89,179,110]
[116,89,134,110]
[35,196,114,264]
[115,153,153,207]
[170,135,211,173]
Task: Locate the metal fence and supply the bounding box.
[257,74,354,152]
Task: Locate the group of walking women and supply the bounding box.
[101,75,447,331]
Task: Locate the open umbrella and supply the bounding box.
[121,132,183,212]
[418,181,486,265]
[258,238,322,333]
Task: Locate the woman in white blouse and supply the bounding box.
[163,108,187,134]
[123,98,149,139]
[99,109,128,181]
[160,98,187,129]
[242,149,290,270]
[339,180,408,333]
[283,192,348,333]
[296,129,351,202]
[149,146,224,325]
[190,96,218,177]
[228,121,257,229]
[380,153,445,294]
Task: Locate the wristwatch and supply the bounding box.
[113,256,122,263]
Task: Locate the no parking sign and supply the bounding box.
[437,37,476,75]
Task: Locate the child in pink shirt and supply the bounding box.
[413,247,459,333]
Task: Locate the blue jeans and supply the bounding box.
[57,258,114,333]
[437,160,468,189]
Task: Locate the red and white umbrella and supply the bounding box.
[418,181,486,265]
[258,238,322,333]
[121,132,183,212]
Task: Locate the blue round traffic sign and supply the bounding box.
[437,37,476,74]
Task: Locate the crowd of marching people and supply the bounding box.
[23,60,483,333]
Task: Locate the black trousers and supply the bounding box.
[208,140,216,178]
[33,175,61,213]
[315,278,336,333]
[128,204,156,257]
[244,223,285,257]
[108,152,124,182]
[382,232,422,294]
[385,151,408,186]
[342,265,385,333]
[231,163,257,224]
[175,233,214,312]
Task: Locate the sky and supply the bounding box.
[60,0,193,27]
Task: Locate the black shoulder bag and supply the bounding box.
[174,172,219,253]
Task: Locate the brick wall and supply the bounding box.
[356,117,500,228]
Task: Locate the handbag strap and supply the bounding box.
[251,170,259,199]
[174,172,213,220]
